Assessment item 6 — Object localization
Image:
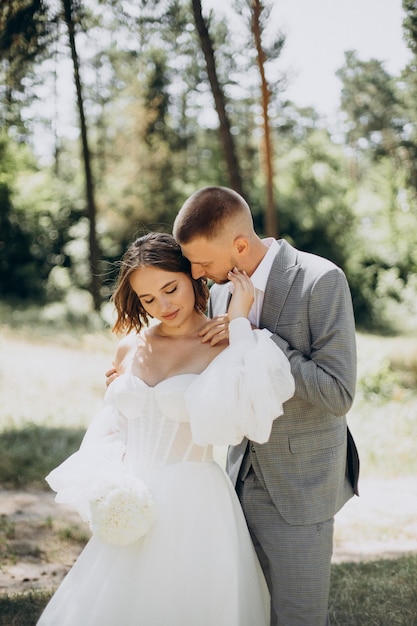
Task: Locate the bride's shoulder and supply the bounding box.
[114,332,144,370]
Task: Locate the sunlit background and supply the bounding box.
[1,1,417,621]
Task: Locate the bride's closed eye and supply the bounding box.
[142,286,177,305]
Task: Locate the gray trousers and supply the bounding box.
[236,469,333,626]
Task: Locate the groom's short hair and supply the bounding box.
[173,186,251,244]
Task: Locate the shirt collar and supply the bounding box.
[250,238,279,293]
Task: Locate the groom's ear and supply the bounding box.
[233,236,249,257]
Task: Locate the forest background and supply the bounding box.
[1,0,417,333]
[1,2,417,623]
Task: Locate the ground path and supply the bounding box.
[1,476,416,595]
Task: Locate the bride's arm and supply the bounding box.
[105,333,136,387]
[186,271,294,446]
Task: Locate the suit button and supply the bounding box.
[251,445,256,453]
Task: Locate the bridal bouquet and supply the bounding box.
[87,475,156,546]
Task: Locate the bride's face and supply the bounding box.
[130,266,196,328]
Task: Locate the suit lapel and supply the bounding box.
[260,240,300,331]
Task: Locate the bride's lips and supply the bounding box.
[162,310,179,321]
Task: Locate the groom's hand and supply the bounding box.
[199,314,229,346]
[105,366,119,387]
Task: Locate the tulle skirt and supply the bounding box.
[37,461,270,626]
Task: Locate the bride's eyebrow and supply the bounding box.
[138,280,177,299]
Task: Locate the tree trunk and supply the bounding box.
[62,0,102,311]
[191,0,244,196]
[251,0,278,237]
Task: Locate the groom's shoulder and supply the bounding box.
[280,239,341,276]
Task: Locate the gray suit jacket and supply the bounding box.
[209,239,359,525]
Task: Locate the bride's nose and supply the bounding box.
[159,294,172,311]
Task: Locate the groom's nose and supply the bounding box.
[191,265,206,280]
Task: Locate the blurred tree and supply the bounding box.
[0,0,54,134]
[61,0,101,310]
[403,0,417,56]
[336,46,417,328]
[249,0,284,237]
[0,0,102,310]
[191,0,243,195]
[336,51,403,158]
[0,134,80,300]
[277,128,356,268]
[401,0,417,194]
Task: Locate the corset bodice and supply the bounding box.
[105,373,214,471]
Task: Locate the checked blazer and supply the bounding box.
[209,239,359,525]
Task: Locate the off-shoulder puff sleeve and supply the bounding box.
[45,397,127,521]
[186,317,295,446]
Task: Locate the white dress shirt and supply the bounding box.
[248,238,280,328]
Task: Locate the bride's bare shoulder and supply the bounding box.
[114,332,145,370]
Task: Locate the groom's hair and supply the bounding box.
[173,186,253,244]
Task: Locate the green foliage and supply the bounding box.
[276,129,356,270]
[337,51,403,156]
[0,134,91,301]
[335,49,417,329]
[0,0,57,135]
[358,358,400,401]
[403,0,417,56]
[346,157,417,330]
[0,1,416,330]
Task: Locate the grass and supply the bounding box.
[329,555,417,625]
[1,317,417,624]
[0,591,52,626]
[0,425,84,489]
[1,556,416,625]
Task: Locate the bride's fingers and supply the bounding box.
[228,269,254,293]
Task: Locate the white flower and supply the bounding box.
[87,475,156,546]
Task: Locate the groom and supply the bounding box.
[172,186,359,626]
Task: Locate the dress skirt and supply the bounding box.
[37,461,270,626]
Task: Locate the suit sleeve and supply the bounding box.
[270,267,357,416]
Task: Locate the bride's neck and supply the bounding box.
[156,313,207,339]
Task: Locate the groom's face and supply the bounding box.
[180,237,237,284]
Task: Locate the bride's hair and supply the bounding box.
[112,232,209,334]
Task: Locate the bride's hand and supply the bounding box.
[199,314,229,346]
[227,268,254,321]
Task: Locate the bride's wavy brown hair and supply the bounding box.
[112,232,209,334]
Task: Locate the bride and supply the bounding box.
[37,232,295,626]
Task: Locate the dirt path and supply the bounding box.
[333,475,417,562]
[1,329,416,595]
[1,476,417,596]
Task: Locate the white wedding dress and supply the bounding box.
[37,319,294,626]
